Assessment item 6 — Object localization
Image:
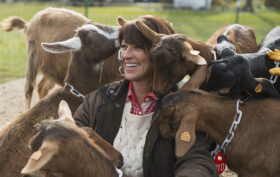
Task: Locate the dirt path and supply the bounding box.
[0,76,60,130]
[0,77,37,130]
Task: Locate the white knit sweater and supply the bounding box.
[113,101,153,177]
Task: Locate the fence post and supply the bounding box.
[235,0,240,23]
[84,0,89,18]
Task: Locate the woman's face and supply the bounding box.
[121,41,153,82]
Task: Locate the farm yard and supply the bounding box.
[0,1,279,177]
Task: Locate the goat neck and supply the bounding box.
[161,90,237,157]
[183,91,236,143]
[65,51,120,95]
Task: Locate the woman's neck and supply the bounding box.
[132,80,153,105]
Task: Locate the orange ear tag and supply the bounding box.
[214,152,226,174]
[180,131,191,142]
[31,150,42,160]
[255,84,262,93]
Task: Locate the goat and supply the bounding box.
[200,26,280,96]
[199,46,279,98]
[0,15,173,177]
[1,8,88,108]
[134,21,259,98]
[0,17,122,177]
[21,100,125,177]
[1,7,121,109]
[159,74,280,177]
[206,24,258,56]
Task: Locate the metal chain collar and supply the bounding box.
[64,83,85,99]
[211,99,243,157]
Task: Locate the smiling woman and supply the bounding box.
[73,14,218,177]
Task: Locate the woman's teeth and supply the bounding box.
[126,63,139,67]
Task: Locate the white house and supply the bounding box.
[173,0,212,10]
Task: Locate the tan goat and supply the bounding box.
[1,8,88,108]
[206,24,258,55]
[21,100,124,177]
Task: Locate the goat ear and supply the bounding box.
[135,20,164,44]
[58,100,75,124]
[117,16,127,26]
[21,140,59,175]
[182,42,207,65]
[175,111,198,158]
[41,37,82,54]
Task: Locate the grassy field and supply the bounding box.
[0,2,279,83]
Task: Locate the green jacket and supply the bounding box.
[73,79,218,177]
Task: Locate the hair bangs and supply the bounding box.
[119,21,152,51]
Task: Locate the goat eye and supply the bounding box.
[33,124,41,135]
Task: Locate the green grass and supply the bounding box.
[0,2,279,83]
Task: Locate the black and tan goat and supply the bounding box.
[199,46,279,98]
[201,26,280,96]
[159,75,280,177]
[0,15,174,177]
[21,100,124,177]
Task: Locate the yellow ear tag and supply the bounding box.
[255,84,262,93]
[180,131,191,142]
[31,150,42,160]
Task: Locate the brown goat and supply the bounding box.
[160,82,280,177]
[1,8,88,108]
[135,21,259,98]
[21,100,124,177]
[206,24,258,55]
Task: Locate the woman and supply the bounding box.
[73,15,218,177]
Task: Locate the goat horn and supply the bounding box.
[117,16,127,26]
[135,20,164,43]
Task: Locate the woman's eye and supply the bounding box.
[121,45,127,50]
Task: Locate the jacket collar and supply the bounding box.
[98,79,129,103]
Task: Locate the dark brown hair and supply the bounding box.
[118,15,175,51]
